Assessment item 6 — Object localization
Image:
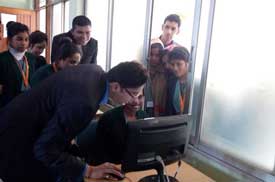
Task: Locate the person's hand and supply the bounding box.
[85,162,124,180]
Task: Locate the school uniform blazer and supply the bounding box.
[94,106,127,165]
[0,50,36,107]
[34,55,47,70]
[91,106,147,165]
[51,31,98,64]
[0,64,106,182]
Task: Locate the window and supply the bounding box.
[39,0,46,7]
[64,0,70,32]
[1,13,16,37]
[111,0,147,67]
[39,8,46,33]
[52,3,62,37]
[86,0,108,70]
[200,0,275,172]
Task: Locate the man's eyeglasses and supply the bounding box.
[124,88,143,99]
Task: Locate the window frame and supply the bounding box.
[35,0,69,63]
[190,0,275,180]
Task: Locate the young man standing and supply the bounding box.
[159,14,181,48]
[51,15,97,64]
[166,47,190,115]
[0,62,148,182]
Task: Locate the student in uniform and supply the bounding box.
[166,46,191,115]
[77,91,147,165]
[0,22,36,107]
[29,30,48,70]
[31,38,82,86]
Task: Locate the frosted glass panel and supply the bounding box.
[39,8,46,33]
[86,0,108,70]
[52,3,62,37]
[111,0,147,67]
[64,1,70,32]
[1,14,16,37]
[201,0,275,171]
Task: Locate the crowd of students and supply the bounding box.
[0,13,191,182]
[146,14,190,117]
[0,15,97,108]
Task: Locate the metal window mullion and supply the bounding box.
[46,0,53,63]
[187,0,203,144]
[194,0,216,145]
[84,0,87,17]
[105,0,114,71]
[141,0,154,66]
[50,4,54,40]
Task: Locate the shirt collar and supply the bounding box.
[9,46,26,61]
[159,35,174,47]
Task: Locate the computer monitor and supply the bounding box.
[122,114,191,182]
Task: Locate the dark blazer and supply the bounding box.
[83,106,146,165]
[0,64,106,182]
[51,31,98,64]
[0,51,36,107]
[94,106,127,165]
[34,55,47,70]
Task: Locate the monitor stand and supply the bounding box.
[138,162,179,182]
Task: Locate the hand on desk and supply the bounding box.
[85,162,125,180]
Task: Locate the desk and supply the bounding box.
[85,161,215,182]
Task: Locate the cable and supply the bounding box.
[170,149,182,178]
[155,155,170,182]
[174,160,182,178]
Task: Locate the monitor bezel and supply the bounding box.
[122,114,192,173]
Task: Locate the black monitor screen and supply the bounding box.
[122,114,191,173]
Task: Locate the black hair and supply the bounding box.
[168,47,190,63]
[164,14,181,27]
[107,61,149,88]
[72,15,91,30]
[150,43,164,63]
[7,22,29,39]
[161,48,170,61]
[29,30,48,46]
[56,37,82,62]
[151,43,164,51]
[6,21,15,29]
[162,48,170,57]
